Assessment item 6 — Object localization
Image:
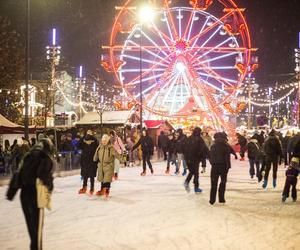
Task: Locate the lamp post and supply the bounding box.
[295,33,300,127]
[268,87,273,128]
[75,66,86,121]
[46,28,61,149]
[137,4,155,132]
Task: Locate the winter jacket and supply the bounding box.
[237,135,247,147]
[288,134,300,154]
[19,146,54,192]
[282,136,291,152]
[93,143,122,183]
[166,138,176,154]
[158,133,168,149]
[264,135,283,161]
[183,135,209,163]
[247,139,261,160]
[201,134,213,149]
[132,135,154,155]
[286,166,299,178]
[12,144,30,168]
[77,135,99,178]
[209,139,232,170]
[61,140,74,152]
[111,136,125,155]
[175,134,187,154]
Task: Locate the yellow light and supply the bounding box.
[138,5,155,23]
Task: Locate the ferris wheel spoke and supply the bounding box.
[195,66,236,70]
[200,51,239,64]
[130,73,164,85]
[189,10,234,46]
[164,8,179,40]
[190,17,210,50]
[149,21,173,53]
[127,39,166,61]
[199,25,223,49]
[121,54,168,67]
[170,81,180,114]
[184,9,195,40]
[178,9,182,38]
[196,37,234,58]
[161,74,180,108]
[140,29,171,58]
[134,83,157,98]
[120,68,166,73]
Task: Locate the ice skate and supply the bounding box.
[194,188,202,194]
[141,171,146,176]
[293,198,297,202]
[174,171,180,175]
[89,189,94,195]
[262,180,268,189]
[150,168,154,175]
[182,169,187,176]
[273,179,277,188]
[78,187,87,194]
[165,167,170,174]
[96,188,105,196]
[183,181,190,193]
[114,173,118,181]
[282,195,287,203]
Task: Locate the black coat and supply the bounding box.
[264,135,283,161]
[282,135,291,152]
[78,135,99,178]
[158,134,168,149]
[133,135,154,155]
[166,138,176,154]
[247,139,261,160]
[288,134,300,154]
[175,134,187,154]
[237,135,247,147]
[209,139,232,170]
[183,135,208,163]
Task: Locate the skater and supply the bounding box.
[8,138,54,250]
[132,130,154,176]
[282,157,299,202]
[93,134,123,198]
[282,131,292,167]
[77,130,99,195]
[236,133,247,161]
[11,137,30,173]
[176,129,188,176]
[158,131,168,161]
[209,132,233,205]
[125,137,135,167]
[262,129,283,188]
[165,133,179,174]
[201,131,213,173]
[246,136,261,179]
[183,127,209,194]
[109,130,126,180]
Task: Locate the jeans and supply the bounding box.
[185,160,200,189]
[178,153,187,170]
[264,159,278,181]
[249,158,260,177]
[210,165,228,204]
[167,153,179,172]
[142,153,153,172]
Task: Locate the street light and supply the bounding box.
[75,65,86,121]
[46,28,61,149]
[137,4,155,131]
[295,36,300,127]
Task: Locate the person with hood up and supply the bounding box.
[262,129,283,189]
[93,134,123,198]
[183,127,209,194]
[246,135,261,179]
[201,131,213,173]
[7,138,55,250]
[11,137,30,173]
[109,130,126,180]
[209,132,235,205]
[77,130,99,195]
[132,130,154,176]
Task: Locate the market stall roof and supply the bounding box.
[144,120,174,130]
[76,111,138,125]
[0,113,36,134]
[0,113,19,127]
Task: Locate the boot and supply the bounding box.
[183,181,190,193]
[182,169,187,176]
[165,167,170,174]
[150,168,154,174]
[78,186,87,194]
[273,179,277,188]
[114,173,118,181]
[282,195,287,203]
[96,188,105,196]
[262,180,268,189]
[194,187,203,194]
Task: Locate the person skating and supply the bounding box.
[109,130,126,180]
[132,130,154,176]
[7,138,55,250]
[201,131,213,173]
[282,131,292,167]
[262,129,284,189]
[158,131,168,161]
[77,130,99,195]
[11,137,30,173]
[236,133,247,161]
[246,136,261,179]
[183,127,209,194]
[176,129,188,176]
[165,133,179,174]
[209,132,233,205]
[282,157,299,202]
[93,134,123,198]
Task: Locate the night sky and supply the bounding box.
[0,0,299,86]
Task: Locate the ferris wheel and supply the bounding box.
[102,0,257,129]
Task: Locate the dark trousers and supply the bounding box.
[210,165,228,204]
[249,158,260,177]
[240,146,247,158]
[163,148,168,161]
[102,182,111,189]
[284,151,290,166]
[201,157,206,168]
[83,177,95,190]
[142,153,153,172]
[185,160,200,189]
[21,187,43,250]
[282,176,297,199]
[264,159,278,181]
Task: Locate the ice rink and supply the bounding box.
[1,159,300,250]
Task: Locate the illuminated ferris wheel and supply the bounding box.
[102,0,257,129]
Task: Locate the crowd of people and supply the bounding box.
[4,126,300,250]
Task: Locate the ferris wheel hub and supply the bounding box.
[174,38,189,53]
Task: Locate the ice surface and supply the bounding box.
[1,160,300,250]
